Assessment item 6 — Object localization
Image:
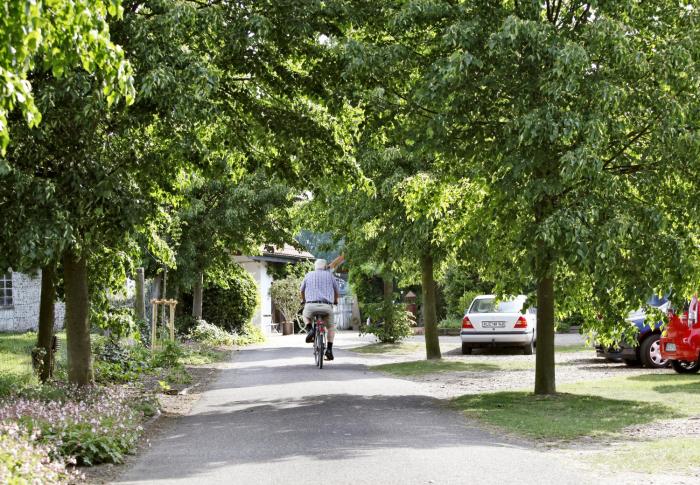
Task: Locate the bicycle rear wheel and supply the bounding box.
[318,332,326,369]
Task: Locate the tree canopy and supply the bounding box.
[0,0,134,152]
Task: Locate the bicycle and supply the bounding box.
[312,313,327,369]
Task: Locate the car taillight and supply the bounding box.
[514,316,528,328]
[462,316,474,329]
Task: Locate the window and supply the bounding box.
[0,273,12,307]
[469,297,525,314]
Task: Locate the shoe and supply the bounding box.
[325,349,334,361]
[305,328,314,343]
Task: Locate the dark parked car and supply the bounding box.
[595,295,670,368]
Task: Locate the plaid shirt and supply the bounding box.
[300,270,339,304]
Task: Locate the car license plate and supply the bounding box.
[665,343,677,352]
[483,321,505,328]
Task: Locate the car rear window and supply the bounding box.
[470,298,523,314]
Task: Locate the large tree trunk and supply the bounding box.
[534,273,556,394]
[63,250,93,385]
[192,271,203,320]
[421,253,441,360]
[37,264,56,382]
[382,273,394,336]
[534,184,557,395]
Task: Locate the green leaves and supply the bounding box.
[0,0,135,153]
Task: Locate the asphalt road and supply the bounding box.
[116,334,591,485]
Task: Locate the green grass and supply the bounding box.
[554,344,593,353]
[372,359,504,375]
[559,374,700,416]
[452,391,671,440]
[588,437,700,474]
[180,345,229,365]
[0,332,38,396]
[452,374,700,441]
[350,342,423,355]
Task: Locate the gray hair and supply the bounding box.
[314,259,327,270]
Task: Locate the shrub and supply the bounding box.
[93,339,152,384]
[438,318,463,329]
[151,340,185,369]
[0,423,80,484]
[0,384,143,466]
[202,269,259,333]
[556,312,584,333]
[232,321,265,346]
[270,277,303,323]
[457,291,479,316]
[361,303,415,343]
[174,314,198,337]
[188,320,235,347]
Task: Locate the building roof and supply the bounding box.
[262,244,314,260]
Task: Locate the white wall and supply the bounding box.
[235,259,272,334]
[0,271,66,332]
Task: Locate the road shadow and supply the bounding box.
[113,393,528,483]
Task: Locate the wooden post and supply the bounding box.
[135,268,145,322]
[169,302,175,340]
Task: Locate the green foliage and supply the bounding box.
[458,291,479,315]
[0,0,134,153]
[0,423,78,484]
[270,276,303,323]
[437,318,462,330]
[188,320,235,347]
[202,270,259,334]
[92,307,137,340]
[348,264,384,309]
[267,260,314,281]
[232,321,265,347]
[361,303,415,344]
[174,314,199,338]
[150,340,185,369]
[92,338,151,384]
[440,265,492,318]
[556,313,584,333]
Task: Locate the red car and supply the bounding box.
[659,310,700,373]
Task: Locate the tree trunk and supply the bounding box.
[134,267,145,322]
[63,250,93,386]
[161,266,168,325]
[421,253,441,360]
[534,271,556,395]
[192,271,203,320]
[37,264,56,382]
[382,273,394,335]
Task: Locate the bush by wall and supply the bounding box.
[202,269,259,333]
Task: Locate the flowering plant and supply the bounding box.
[0,422,81,484]
[0,384,144,466]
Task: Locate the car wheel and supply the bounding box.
[523,338,535,355]
[670,359,700,374]
[461,343,472,355]
[640,333,670,368]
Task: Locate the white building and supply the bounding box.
[0,271,65,332]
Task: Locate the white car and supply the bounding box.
[460,295,537,355]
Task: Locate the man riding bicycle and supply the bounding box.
[301,259,339,360]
